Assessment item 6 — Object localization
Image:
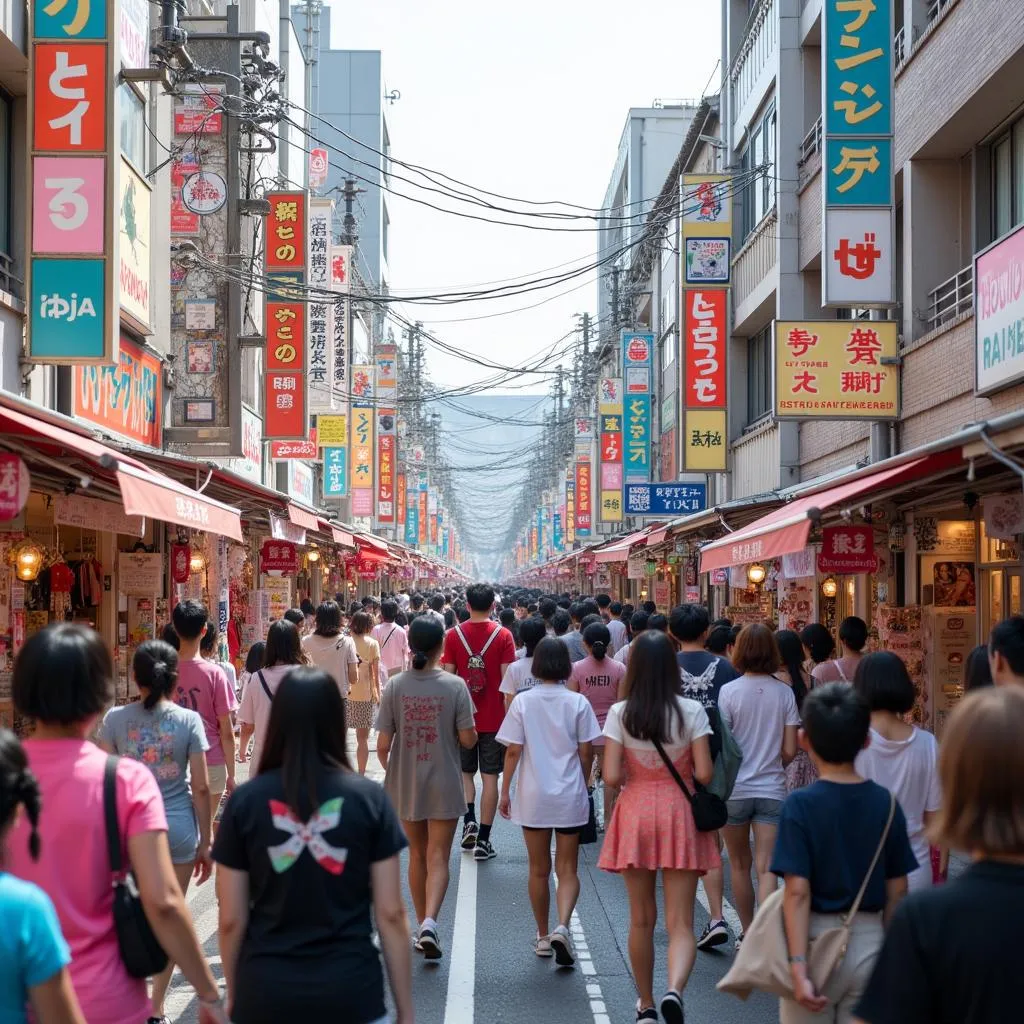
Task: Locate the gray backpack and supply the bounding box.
[679,660,743,801]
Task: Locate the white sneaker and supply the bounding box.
[549,924,576,967]
[734,932,745,952]
[534,934,554,958]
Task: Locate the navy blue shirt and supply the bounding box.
[770,779,918,913]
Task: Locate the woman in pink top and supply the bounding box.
[7,624,227,1024]
[568,622,628,824]
[372,599,410,681]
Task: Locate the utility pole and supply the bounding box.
[341,178,360,247]
[610,267,620,332]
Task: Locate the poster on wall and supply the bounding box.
[876,604,927,727]
[932,562,976,607]
[925,609,975,739]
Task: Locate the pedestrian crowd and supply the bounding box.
[0,580,1022,1024]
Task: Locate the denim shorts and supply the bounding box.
[726,797,783,826]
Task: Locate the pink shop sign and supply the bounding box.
[32,156,106,254]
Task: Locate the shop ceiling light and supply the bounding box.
[189,550,207,574]
[11,541,45,582]
[747,562,767,586]
[307,545,320,563]
[821,576,839,599]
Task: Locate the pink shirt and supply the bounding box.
[570,655,627,744]
[9,739,167,1024]
[174,658,237,766]
[371,622,409,676]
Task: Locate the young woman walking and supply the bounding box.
[498,638,601,965]
[98,640,213,1024]
[775,628,817,793]
[499,616,548,708]
[376,617,478,958]
[349,611,382,775]
[598,631,719,1024]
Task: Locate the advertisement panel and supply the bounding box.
[623,333,652,485]
[975,222,1024,395]
[350,406,374,516]
[396,471,406,526]
[624,482,707,518]
[774,321,899,420]
[682,288,728,472]
[575,460,592,536]
[307,198,333,411]
[682,174,733,287]
[330,245,351,412]
[323,446,347,498]
[375,345,398,403]
[377,431,396,523]
[565,479,576,546]
[405,485,418,545]
[118,157,151,331]
[598,376,623,523]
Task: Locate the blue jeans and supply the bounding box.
[726,797,783,826]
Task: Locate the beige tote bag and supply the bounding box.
[717,792,896,1002]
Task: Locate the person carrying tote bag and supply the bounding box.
[719,683,917,1023]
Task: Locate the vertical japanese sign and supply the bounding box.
[322,446,347,498]
[27,0,119,362]
[682,289,728,471]
[396,470,407,527]
[565,477,576,546]
[773,321,899,418]
[623,332,653,485]
[375,345,398,403]
[405,481,418,545]
[681,174,733,287]
[376,410,396,523]
[429,489,439,547]
[330,245,352,412]
[599,376,623,523]
[418,490,428,546]
[575,460,592,536]
[307,198,333,412]
[350,406,374,516]
[822,0,895,306]
[264,191,308,438]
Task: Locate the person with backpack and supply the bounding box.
[670,603,740,952]
[300,601,359,698]
[442,583,517,862]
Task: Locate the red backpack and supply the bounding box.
[454,624,502,698]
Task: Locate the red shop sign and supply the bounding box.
[684,289,728,408]
[170,543,191,584]
[264,371,307,439]
[264,192,307,271]
[817,525,877,574]
[261,540,299,573]
[0,455,30,521]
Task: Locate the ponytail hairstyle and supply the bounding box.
[519,617,548,658]
[409,615,445,671]
[583,621,611,661]
[132,639,180,711]
[0,728,41,861]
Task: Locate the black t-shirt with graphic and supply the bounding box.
[213,766,407,1024]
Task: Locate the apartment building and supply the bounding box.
[722,0,1024,497]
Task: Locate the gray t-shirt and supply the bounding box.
[374,669,475,822]
[99,701,209,856]
[559,630,589,663]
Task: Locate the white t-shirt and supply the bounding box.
[603,696,712,757]
[500,657,542,697]
[496,685,602,828]
[614,640,632,667]
[606,618,628,654]
[301,632,358,697]
[855,726,941,891]
[718,674,801,801]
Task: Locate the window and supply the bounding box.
[991,116,1024,240]
[382,203,390,263]
[0,89,10,257]
[741,104,777,240]
[118,83,146,169]
[746,324,772,424]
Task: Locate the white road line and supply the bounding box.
[571,911,609,1024]
[443,855,478,1024]
[696,879,743,939]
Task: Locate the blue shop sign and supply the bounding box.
[624,482,708,517]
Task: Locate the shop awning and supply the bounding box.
[594,530,649,563]
[700,453,958,572]
[646,525,672,546]
[287,502,320,532]
[114,463,244,542]
[356,534,391,561]
[319,519,355,548]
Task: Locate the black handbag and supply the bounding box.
[103,756,169,979]
[579,793,598,845]
[652,737,729,833]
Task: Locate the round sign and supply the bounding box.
[626,335,650,363]
[0,455,30,522]
[181,171,228,215]
[309,148,327,174]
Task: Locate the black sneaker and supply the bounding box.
[473,838,496,861]
[147,1018,170,1024]
[418,925,442,961]
[460,821,479,850]
[660,990,685,1024]
[697,918,729,950]
[636,1002,658,1022]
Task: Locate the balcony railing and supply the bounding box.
[926,0,955,22]
[729,0,777,128]
[926,264,973,332]
[799,117,822,166]
[0,252,22,299]
[895,25,906,67]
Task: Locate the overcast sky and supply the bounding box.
[325,0,722,395]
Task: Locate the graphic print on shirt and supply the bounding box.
[124,720,182,781]
[402,695,442,762]
[175,685,204,714]
[267,798,349,875]
[680,661,718,708]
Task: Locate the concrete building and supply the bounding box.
[293,4,391,302]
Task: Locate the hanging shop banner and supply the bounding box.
[599,377,622,415]
[625,393,652,484]
[270,430,317,461]
[28,0,121,362]
[377,433,396,523]
[565,478,576,546]
[623,332,653,393]
[574,416,594,442]
[350,406,374,514]
[73,334,162,447]
[307,198,333,412]
[323,446,347,498]
[263,191,308,438]
[822,0,895,307]
[316,414,348,447]
[351,364,375,402]
[396,471,407,526]
[624,482,708,518]
[118,157,151,331]
[287,460,314,506]
[309,147,328,191]
[552,512,563,552]
[418,491,428,546]
[0,456,30,521]
[974,222,1024,395]
[575,460,592,536]
[681,174,733,287]
[375,345,398,403]
[405,485,418,545]
[682,289,728,472]
[598,376,624,524]
[260,540,299,574]
[774,321,899,419]
[329,244,352,411]
[818,525,877,574]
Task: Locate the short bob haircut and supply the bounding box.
[530,637,572,683]
[732,622,781,675]
[854,651,915,714]
[931,686,1024,855]
[801,682,871,765]
[14,623,114,725]
[314,601,342,637]
[349,611,374,636]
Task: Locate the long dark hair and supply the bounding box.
[0,729,41,861]
[133,640,180,711]
[518,617,547,658]
[264,620,306,668]
[583,621,611,661]
[258,668,351,819]
[775,629,808,710]
[621,632,685,744]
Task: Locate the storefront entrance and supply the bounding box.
[981,567,1023,637]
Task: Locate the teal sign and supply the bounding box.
[323,446,347,497]
[824,0,893,138]
[825,137,893,207]
[30,258,106,359]
[33,0,107,39]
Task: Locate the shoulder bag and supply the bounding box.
[257,669,274,701]
[103,756,169,979]
[718,792,897,1002]
[652,735,728,832]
